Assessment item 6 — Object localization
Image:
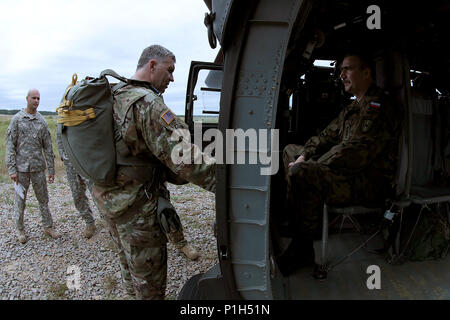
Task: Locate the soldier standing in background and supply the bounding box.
[5,88,61,244]
[279,53,403,276]
[56,129,96,239]
[92,45,215,299]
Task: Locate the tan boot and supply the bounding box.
[44,227,62,239]
[83,223,96,239]
[179,243,200,260]
[17,229,27,244]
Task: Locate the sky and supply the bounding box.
[0,0,219,115]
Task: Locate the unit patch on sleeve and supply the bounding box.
[161,109,175,125]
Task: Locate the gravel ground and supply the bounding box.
[0,174,217,300]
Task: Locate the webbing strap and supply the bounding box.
[101,69,160,95]
[57,108,96,126]
[57,73,79,110]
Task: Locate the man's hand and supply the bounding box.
[48,174,55,184]
[10,173,17,183]
[288,155,305,167]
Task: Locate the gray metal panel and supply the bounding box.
[226,0,304,299]
[212,0,233,46]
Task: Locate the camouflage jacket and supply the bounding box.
[92,84,216,219]
[5,109,55,175]
[300,85,402,178]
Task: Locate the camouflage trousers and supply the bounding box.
[283,144,390,235]
[101,191,170,300]
[106,202,189,299]
[105,226,186,300]
[63,160,95,225]
[14,171,53,230]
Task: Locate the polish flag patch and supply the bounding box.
[369,101,381,109]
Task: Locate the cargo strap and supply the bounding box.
[58,73,78,110]
[57,108,96,126]
[57,73,97,127]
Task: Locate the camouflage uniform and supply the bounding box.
[283,85,402,235]
[5,110,55,230]
[92,84,215,300]
[56,129,95,226]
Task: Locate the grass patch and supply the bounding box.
[49,282,68,299]
[26,202,38,209]
[1,192,14,206]
[101,275,118,293]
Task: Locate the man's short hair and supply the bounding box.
[136,45,176,71]
[341,52,373,72]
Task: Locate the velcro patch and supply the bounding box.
[161,109,175,125]
[369,101,381,109]
[361,119,373,133]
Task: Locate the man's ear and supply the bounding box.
[148,59,157,72]
[363,68,371,80]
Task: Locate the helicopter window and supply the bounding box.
[192,69,221,124]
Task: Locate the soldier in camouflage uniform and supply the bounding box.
[56,129,97,239]
[278,54,402,276]
[6,88,61,244]
[91,45,215,299]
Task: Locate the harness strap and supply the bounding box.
[56,108,96,126]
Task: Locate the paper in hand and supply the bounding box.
[14,182,25,199]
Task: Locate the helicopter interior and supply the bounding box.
[269,0,449,298]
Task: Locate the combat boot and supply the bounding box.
[44,227,62,239]
[17,229,27,244]
[83,223,96,239]
[179,243,200,260]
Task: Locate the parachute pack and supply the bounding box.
[57,69,187,187]
[57,69,161,187]
[57,70,122,186]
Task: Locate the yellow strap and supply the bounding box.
[57,107,96,126]
[57,73,79,111]
[56,73,97,126]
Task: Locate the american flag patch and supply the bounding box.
[369,101,381,109]
[161,109,175,125]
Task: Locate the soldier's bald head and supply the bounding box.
[27,88,40,97]
[26,88,40,113]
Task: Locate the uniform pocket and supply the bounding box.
[123,211,167,247]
